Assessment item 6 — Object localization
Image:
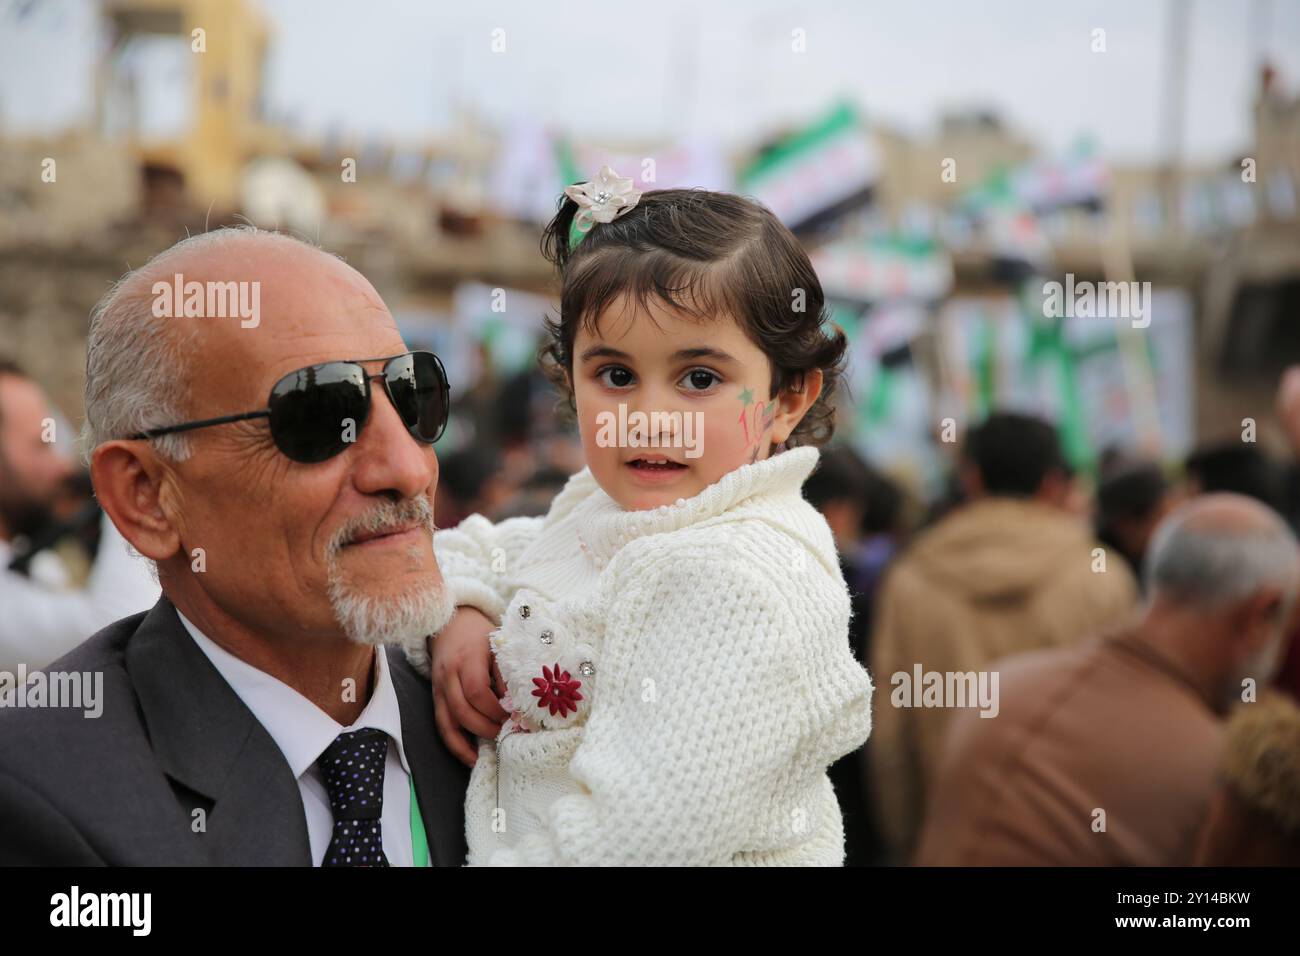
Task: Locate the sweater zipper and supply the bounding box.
[494,726,524,822]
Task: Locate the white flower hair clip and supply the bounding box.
[565,165,642,237]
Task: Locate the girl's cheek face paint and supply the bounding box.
[691,386,776,486]
[735,388,779,462]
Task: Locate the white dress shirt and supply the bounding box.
[177,611,418,866]
[0,512,161,674]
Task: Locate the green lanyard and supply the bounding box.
[409,778,430,867]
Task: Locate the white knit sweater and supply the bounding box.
[407,445,874,865]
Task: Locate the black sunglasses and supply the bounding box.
[132,351,450,464]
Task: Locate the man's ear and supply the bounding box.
[958,460,984,501]
[770,369,824,445]
[90,441,184,562]
[1035,469,1073,509]
[1232,587,1285,656]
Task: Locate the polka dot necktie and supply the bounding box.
[318,727,390,867]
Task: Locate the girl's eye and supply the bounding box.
[598,366,635,388]
[681,368,721,392]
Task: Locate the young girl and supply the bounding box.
[408,168,874,865]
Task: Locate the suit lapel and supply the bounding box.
[387,647,470,867]
[127,597,311,865]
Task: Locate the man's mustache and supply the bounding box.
[327,497,435,556]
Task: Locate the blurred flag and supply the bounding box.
[738,101,880,232]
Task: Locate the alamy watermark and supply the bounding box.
[0,666,103,718]
[595,404,704,458]
[890,665,999,718]
[50,886,150,935]
[1042,273,1151,329]
[152,272,261,328]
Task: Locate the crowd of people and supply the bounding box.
[822,409,1300,866]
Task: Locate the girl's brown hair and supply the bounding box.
[539,187,847,447]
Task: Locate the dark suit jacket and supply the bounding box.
[0,597,469,865]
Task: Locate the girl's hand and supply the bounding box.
[429,606,509,767]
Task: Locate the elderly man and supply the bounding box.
[0,227,468,866]
[915,493,1300,866]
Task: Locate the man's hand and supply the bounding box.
[429,606,508,767]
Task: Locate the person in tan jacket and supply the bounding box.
[915,494,1299,866]
[869,413,1139,863]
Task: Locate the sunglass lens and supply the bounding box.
[387,352,448,443]
[268,363,369,463]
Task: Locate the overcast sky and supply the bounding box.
[3,0,1299,163]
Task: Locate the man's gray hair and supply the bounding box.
[1146,503,1300,611]
[80,225,316,462]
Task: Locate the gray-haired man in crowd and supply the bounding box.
[916,492,1299,866]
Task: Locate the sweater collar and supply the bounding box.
[571,445,821,565]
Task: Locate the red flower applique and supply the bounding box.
[532,663,583,718]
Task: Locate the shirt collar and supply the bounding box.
[175,609,411,780]
[572,445,822,566]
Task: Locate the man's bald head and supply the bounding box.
[1146,492,1300,612]
[83,226,374,460]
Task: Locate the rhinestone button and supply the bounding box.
[519,604,531,619]
[539,629,553,645]
[579,661,595,677]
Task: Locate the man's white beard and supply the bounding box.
[1220,622,1290,711]
[328,561,454,649]
[1234,625,1289,690]
[325,497,454,649]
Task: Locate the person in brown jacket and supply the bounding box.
[869,412,1139,863]
[915,493,1299,866]
[1195,692,1300,866]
